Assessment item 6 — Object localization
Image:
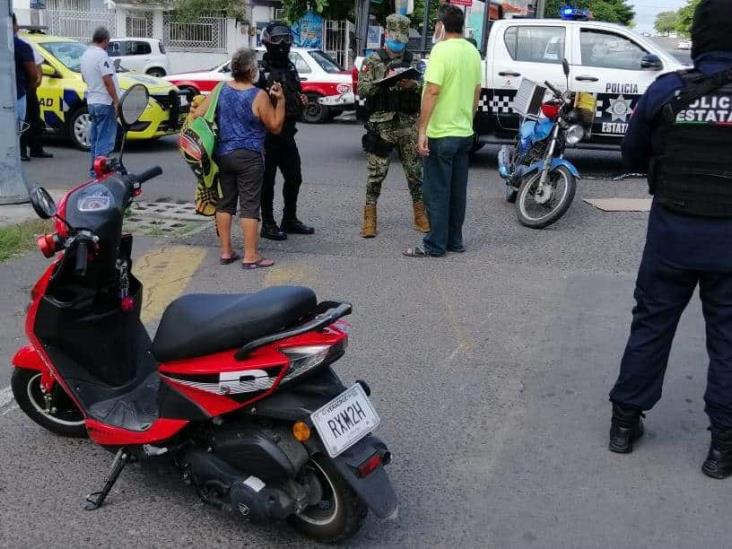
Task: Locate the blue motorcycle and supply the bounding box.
[498,60,595,229]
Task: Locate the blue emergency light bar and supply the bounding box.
[560,6,591,20]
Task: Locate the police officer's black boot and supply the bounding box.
[609,403,644,454]
[260,213,287,241]
[702,428,732,479]
[281,205,314,235]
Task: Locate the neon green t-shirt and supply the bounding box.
[424,38,482,139]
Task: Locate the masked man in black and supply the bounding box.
[257,21,315,240]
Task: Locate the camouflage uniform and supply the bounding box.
[359,15,423,206]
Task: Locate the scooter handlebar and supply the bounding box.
[130,166,163,186]
[75,239,88,276]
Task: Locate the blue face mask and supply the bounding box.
[385,39,406,53]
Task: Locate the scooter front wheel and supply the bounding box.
[516,165,577,229]
[288,454,368,543]
[11,369,87,438]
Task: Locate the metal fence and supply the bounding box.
[126,12,153,38]
[324,19,354,69]
[162,14,227,52]
[47,8,116,42]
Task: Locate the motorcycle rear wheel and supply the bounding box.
[11,369,87,438]
[516,165,576,229]
[288,454,368,543]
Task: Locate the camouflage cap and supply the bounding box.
[385,13,410,43]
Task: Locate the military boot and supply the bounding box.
[609,403,644,454]
[702,428,732,479]
[412,201,430,233]
[360,204,377,238]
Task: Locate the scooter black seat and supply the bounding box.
[152,286,317,362]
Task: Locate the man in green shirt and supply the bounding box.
[404,4,482,257]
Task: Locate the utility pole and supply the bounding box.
[0,0,29,205]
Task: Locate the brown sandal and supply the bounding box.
[241,258,275,270]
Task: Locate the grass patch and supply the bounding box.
[0,219,52,263]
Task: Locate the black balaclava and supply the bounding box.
[262,21,292,68]
[691,0,732,60]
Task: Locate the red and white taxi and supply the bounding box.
[165,47,354,123]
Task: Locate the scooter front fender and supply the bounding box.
[12,345,46,372]
[518,158,581,180]
[329,435,398,520]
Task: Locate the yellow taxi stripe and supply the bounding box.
[134,245,208,324]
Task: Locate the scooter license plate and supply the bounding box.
[311,384,380,458]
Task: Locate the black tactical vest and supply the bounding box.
[364,49,421,115]
[259,57,303,121]
[651,68,732,217]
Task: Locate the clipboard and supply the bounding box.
[373,67,421,87]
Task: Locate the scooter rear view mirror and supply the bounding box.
[29,186,57,220]
[118,84,149,130]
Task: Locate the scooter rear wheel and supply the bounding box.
[11,369,87,438]
[288,454,368,543]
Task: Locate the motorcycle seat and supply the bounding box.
[151,286,317,363]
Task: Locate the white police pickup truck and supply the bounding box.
[476,17,686,148]
[354,14,686,149]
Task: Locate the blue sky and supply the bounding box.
[630,0,687,33]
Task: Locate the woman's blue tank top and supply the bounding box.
[215,85,266,156]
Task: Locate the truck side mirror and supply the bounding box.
[641,54,663,71]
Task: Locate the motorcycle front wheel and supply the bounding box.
[288,454,368,543]
[516,166,576,229]
[11,369,87,438]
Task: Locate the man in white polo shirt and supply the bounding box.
[80,27,120,176]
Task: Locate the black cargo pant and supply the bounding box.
[261,132,302,224]
[610,246,732,428]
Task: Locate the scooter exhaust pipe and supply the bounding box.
[185,449,295,522]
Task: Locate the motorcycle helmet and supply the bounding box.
[262,21,293,63]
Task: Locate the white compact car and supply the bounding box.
[108,38,171,77]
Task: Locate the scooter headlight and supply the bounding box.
[565,124,585,145]
[281,345,331,383]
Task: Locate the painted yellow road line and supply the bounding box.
[134,245,208,324]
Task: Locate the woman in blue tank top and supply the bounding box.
[195,48,286,268]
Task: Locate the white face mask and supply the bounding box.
[432,22,445,45]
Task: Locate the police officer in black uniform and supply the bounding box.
[609,0,732,480]
[257,21,314,241]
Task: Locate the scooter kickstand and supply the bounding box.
[84,448,129,511]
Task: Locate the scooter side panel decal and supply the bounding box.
[85,417,189,446]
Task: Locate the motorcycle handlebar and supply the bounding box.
[130,166,163,186]
[544,80,562,97]
[75,239,88,276]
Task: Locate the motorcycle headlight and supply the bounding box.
[281,345,332,383]
[565,124,585,145]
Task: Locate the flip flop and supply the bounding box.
[242,258,275,270]
[219,253,240,265]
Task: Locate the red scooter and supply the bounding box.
[10,85,396,543]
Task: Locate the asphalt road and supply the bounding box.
[2,122,731,547]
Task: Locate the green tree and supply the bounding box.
[654,10,678,36]
[675,0,700,37]
[545,0,635,26]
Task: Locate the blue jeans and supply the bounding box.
[610,246,732,428]
[88,104,118,175]
[17,94,27,129]
[422,136,473,256]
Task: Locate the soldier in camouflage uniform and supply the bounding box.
[358,14,430,238]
